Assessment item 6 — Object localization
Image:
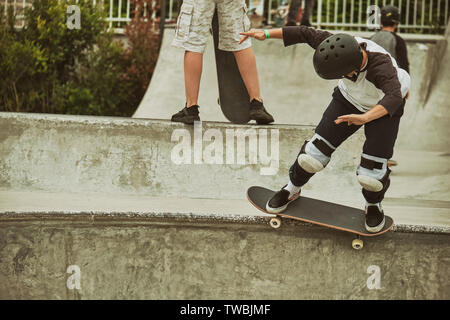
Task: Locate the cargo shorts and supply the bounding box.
[171,0,252,53]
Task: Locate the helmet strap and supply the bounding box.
[344,70,361,82]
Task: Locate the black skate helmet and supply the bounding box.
[381,5,400,26]
[313,33,363,80]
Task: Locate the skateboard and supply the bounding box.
[211,9,251,124]
[246,186,394,250]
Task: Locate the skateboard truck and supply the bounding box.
[270,216,364,250]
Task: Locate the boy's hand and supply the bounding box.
[334,114,369,126]
[239,29,266,44]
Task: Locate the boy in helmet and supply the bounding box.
[371,5,409,73]
[240,26,410,233]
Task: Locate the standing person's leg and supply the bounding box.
[184,51,202,108]
[171,0,215,124]
[356,100,405,232]
[217,0,274,124]
[267,88,363,213]
[301,0,316,26]
[286,0,302,26]
[233,48,261,102]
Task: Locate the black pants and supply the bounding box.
[289,87,405,203]
[287,0,316,25]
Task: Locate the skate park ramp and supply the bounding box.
[1,111,449,299]
[1,25,450,299]
[133,27,450,152]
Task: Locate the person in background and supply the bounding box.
[171,0,274,125]
[286,0,316,27]
[371,5,409,167]
[370,5,409,73]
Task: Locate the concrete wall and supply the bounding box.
[0,216,448,299]
[397,24,450,151]
[0,112,364,200]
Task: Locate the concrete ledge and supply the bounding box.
[2,212,449,236]
[0,112,364,199]
[1,190,449,234]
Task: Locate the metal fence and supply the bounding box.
[1,0,158,31]
[299,0,449,32]
[2,0,450,34]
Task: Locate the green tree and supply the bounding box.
[1,0,161,117]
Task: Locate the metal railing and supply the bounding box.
[2,0,28,28]
[2,0,450,34]
[303,0,449,32]
[1,0,159,31]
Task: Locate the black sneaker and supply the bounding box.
[266,186,300,214]
[249,99,274,124]
[171,104,200,124]
[365,203,385,233]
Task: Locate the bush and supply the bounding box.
[0,0,161,117]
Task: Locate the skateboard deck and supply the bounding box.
[247,186,394,248]
[212,9,251,124]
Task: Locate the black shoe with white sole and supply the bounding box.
[266,186,300,214]
[171,104,200,124]
[365,203,385,233]
[249,99,274,125]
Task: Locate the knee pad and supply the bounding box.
[297,134,336,174]
[357,154,391,192]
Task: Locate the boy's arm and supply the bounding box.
[242,26,332,49]
[281,26,333,49]
[365,52,404,116]
[335,105,388,126]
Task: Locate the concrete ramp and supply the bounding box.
[1,112,449,299]
[132,28,336,125]
[132,29,226,122]
[396,24,450,151]
[0,112,364,200]
[3,112,450,203]
[133,29,447,152]
[1,206,449,299]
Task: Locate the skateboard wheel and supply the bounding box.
[269,217,281,229]
[217,97,220,106]
[352,239,364,250]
